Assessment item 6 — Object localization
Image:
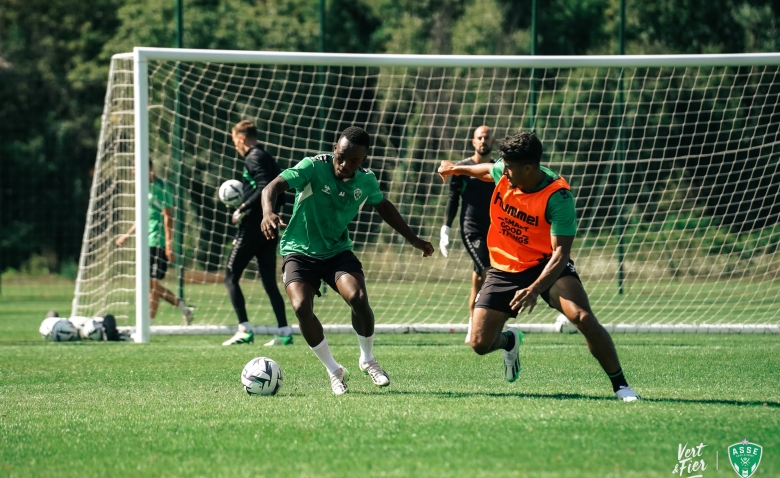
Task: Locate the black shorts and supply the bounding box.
[462,232,490,274]
[474,259,581,317]
[226,219,279,278]
[150,247,168,280]
[282,251,363,296]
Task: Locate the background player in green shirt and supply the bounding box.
[116,160,194,324]
[261,126,434,395]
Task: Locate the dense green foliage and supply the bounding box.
[1,282,779,477]
[1,0,779,273]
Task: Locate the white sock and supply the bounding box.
[279,326,292,337]
[238,321,251,333]
[357,334,374,364]
[311,338,341,374]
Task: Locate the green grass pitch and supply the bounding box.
[1,280,778,477]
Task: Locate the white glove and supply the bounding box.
[232,208,247,225]
[439,225,450,258]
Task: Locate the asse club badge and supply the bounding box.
[728,439,762,478]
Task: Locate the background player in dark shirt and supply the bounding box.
[222,121,289,346]
[440,126,495,343]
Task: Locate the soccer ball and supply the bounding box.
[40,319,80,342]
[39,317,61,340]
[70,316,105,341]
[219,179,243,207]
[554,313,578,334]
[78,318,105,341]
[53,319,80,342]
[241,357,283,396]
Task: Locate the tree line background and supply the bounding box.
[1,0,779,277]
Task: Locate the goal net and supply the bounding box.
[73,49,780,339]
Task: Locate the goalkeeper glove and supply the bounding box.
[232,208,247,225]
[439,225,450,258]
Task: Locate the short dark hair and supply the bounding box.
[339,126,370,148]
[232,120,258,140]
[498,132,543,165]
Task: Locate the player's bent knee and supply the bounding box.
[471,338,492,356]
[572,311,599,329]
[564,311,582,326]
[345,290,369,310]
[293,308,315,324]
[289,297,310,315]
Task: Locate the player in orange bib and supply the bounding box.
[438,132,640,402]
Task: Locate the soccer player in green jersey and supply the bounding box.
[438,132,640,402]
[261,126,434,395]
[116,160,194,324]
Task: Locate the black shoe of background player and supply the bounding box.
[102,314,119,341]
[45,310,59,318]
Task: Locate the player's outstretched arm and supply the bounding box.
[438,160,494,183]
[509,235,574,314]
[373,199,434,257]
[115,223,136,247]
[260,176,289,240]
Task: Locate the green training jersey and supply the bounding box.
[490,161,577,236]
[149,178,174,248]
[279,154,385,259]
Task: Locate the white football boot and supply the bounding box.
[359,358,390,387]
[264,335,294,346]
[222,330,254,346]
[329,366,349,395]
[182,306,195,326]
[616,386,641,402]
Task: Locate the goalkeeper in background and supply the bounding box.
[116,159,195,324]
[261,126,434,395]
[221,120,291,346]
[438,132,640,401]
[440,125,496,343]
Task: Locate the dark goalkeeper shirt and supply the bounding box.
[443,158,495,236]
[240,144,284,223]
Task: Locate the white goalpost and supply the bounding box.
[73,48,780,342]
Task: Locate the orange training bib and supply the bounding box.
[487,175,571,273]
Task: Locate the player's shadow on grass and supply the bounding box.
[355,390,615,401]
[358,390,780,407]
[640,397,780,408]
[374,342,474,347]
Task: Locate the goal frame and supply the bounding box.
[106,48,780,342]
